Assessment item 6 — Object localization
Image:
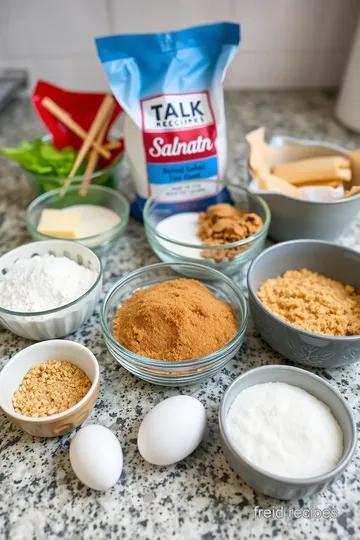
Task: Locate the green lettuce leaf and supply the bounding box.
[1,139,87,177]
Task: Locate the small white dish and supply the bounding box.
[0,240,102,340]
[0,340,100,437]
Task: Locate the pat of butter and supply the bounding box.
[37,209,81,239]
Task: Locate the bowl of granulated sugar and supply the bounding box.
[219,365,357,500]
[0,240,102,340]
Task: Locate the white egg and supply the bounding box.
[137,396,207,466]
[69,424,123,491]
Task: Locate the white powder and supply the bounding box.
[156,212,202,259]
[66,205,121,238]
[0,254,97,312]
[226,382,343,479]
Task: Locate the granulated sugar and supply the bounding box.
[156,213,202,259]
[226,382,343,478]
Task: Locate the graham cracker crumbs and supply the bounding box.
[198,203,263,262]
[258,268,360,336]
[12,360,91,417]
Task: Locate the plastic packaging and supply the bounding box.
[96,23,240,218]
[32,80,124,167]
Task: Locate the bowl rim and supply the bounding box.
[0,240,103,317]
[25,185,130,244]
[219,365,357,485]
[247,134,360,204]
[22,155,123,182]
[247,239,360,342]
[100,261,249,368]
[0,340,100,423]
[143,181,271,250]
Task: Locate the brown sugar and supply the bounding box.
[113,278,237,361]
[198,203,263,262]
[258,268,360,336]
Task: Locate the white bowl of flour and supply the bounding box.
[0,240,102,340]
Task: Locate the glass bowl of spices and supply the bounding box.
[0,340,100,437]
[100,262,248,386]
[143,181,271,277]
[26,185,130,258]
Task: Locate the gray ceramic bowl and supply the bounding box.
[248,240,360,368]
[248,135,360,242]
[219,365,357,500]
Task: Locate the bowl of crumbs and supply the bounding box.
[0,239,102,340]
[100,262,248,386]
[246,129,360,242]
[0,340,99,437]
[248,240,360,368]
[143,180,270,277]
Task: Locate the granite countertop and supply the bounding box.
[0,91,359,540]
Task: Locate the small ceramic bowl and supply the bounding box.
[248,135,360,242]
[143,180,270,277]
[219,365,357,500]
[26,185,130,258]
[247,240,360,368]
[0,240,102,340]
[0,340,100,437]
[100,262,248,386]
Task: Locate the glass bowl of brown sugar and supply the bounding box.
[100,262,248,386]
[143,181,271,277]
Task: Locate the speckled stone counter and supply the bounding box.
[0,91,359,540]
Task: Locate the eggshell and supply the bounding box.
[137,396,207,466]
[70,424,123,491]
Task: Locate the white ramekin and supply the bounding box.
[0,340,100,437]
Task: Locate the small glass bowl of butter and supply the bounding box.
[26,185,130,257]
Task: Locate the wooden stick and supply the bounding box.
[61,95,115,195]
[102,140,122,151]
[80,102,115,196]
[41,97,111,159]
[68,95,115,178]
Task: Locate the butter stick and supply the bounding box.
[258,167,304,199]
[273,156,351,184]
[37,209,81,239]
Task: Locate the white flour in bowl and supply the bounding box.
[0,254,97,312]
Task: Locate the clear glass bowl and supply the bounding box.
[26,185,130,258]
[143,181,271,277]
[24,159,123,197]
[23,134,124,196]
[100,262,248,386]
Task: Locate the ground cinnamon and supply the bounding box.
[198,203,263,262]
[113,278,237,361]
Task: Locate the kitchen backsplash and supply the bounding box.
[0,0,359,92]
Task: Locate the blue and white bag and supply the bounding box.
[96,22,240,218]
